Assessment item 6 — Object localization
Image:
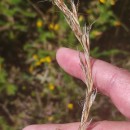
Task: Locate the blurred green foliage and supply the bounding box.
[0,57,17,96]
[0,0,130,130]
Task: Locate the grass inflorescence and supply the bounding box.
[51,0,97,130]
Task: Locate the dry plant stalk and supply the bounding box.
[52,0,97,130]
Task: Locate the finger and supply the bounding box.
[23,121,130,130]
[56,47,130,119]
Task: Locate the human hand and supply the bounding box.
[23,48,130,130]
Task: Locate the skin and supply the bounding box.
[23,48,130,130]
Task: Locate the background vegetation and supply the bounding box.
[0,0,130,130]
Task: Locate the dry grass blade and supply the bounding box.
[51,0,97,130]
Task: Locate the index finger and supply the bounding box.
[56,47,130,119]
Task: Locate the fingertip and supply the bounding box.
[56,47,65,65]
[56,47,73,66]
[56,47,83,80]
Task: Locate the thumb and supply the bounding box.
[23,121,130,130]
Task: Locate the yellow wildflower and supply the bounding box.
[54,24,60,31]
[35,61,41,66]
[49,23,60,31]
[40,58,46,63]
[48,116,54,121]
[32,54,38,60]
[67,103,74,110]
[92,30,102,37]
[36,19,43,28]
[99,0,116,5]
[29,66,34,73]
[49,23,54,30]
[45,56,52,63]
[40,56,52,63]
[99,0,106,4]
[110,0,116,5]
[49,83,55,91]
[114,21,121,26]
